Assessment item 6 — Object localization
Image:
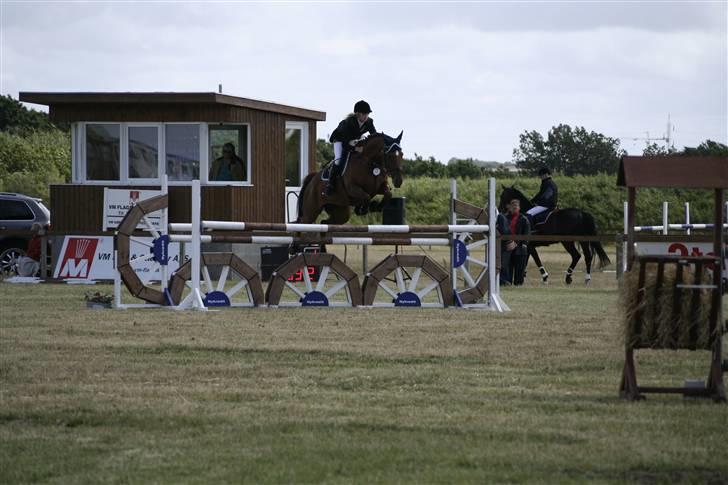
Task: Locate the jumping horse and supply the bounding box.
[297,132,404,224]
[499,186,610,284]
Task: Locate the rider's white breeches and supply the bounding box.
[333,142,343,164]
[527,206,548,217]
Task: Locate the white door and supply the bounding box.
[284,122,309,222]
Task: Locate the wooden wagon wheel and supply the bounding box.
[362,254,453,307]
[115,194,170,305]
[451,199,490,305]
[169,253,264,307]
[452,234,490,305]
[265,253,361,307]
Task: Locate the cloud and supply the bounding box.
[2,1,725,161]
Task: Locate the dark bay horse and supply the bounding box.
[499,186,610,284]
[297,132,404,224]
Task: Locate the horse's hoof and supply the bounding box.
[565,275,573,285]
[584,275,592,285]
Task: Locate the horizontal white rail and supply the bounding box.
[168,221,489,233]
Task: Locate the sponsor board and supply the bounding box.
[635,242,727,279]
[103,188,163,231]
[54,236,186,281]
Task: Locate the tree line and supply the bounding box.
[1,94,725,207]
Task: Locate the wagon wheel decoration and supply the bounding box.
[169,253,264,307]
[451,199,490,305]
[265,253,361,307]
[362,254,453,307]
[452,233,490,305]
[115,194,171,305]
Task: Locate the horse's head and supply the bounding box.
[499,185,527,212]
[382,131,404,188]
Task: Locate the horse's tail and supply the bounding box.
[296,172,318,223]
[583,211,611,269]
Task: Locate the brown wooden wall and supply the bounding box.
[48,103,319,232]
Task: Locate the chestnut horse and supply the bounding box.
[296,132,404,224]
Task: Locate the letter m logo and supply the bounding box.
[55,238,100,279]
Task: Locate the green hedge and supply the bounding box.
[348,174,716,232]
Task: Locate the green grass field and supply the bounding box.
[1,247,727,484]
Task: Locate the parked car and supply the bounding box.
[0,193,51,275]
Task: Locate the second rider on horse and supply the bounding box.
[527,166,558,224]
[323,100,377,197]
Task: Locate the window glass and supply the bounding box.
[208,125,248,182]
[0,200,34,220]
[128,126,159,179]
[285,128,302,186]
[86,124,120,180]
[166,124,200,181]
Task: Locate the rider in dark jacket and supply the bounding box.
[527,166,558,220]
[323,100,377,196]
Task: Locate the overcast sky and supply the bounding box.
[1,1,726,163]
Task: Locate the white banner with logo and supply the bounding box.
[635,241,727,279]
[54,236,186,281]
[103,188,163,231]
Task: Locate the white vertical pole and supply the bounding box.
[685,201,690,235]
[450,178,457,299]
[161,174,169,291]
[113,249,123,309]
[190,180,205,310]
[623,201,629,274]
[662,201,669,235]
[488,177,508,312]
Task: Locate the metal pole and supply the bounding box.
[685,201,690,235]
[488,177,508,311]
[623,201,629,273]
[450,178,457,299]
[362,245,368,275]
[161,174,168,290]
[662,201,669,235]
[190,180,205,310]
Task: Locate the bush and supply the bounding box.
[0,130,70,205]
[347,174,715,231]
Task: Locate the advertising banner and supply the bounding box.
[635,241,727,279]
[53,236,186,281]
[103,188,163,231]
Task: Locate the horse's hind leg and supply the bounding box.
[562,241,581,285]
[530,247,549,283]
[579,241,593,285]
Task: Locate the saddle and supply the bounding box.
[529,207,557,231]
[320,151,352,182]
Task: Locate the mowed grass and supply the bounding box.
[1,247,727,484]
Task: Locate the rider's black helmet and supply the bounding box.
[354,100,372,114]
[537,166,551,176]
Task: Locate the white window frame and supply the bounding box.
[126,123,163,184]
[79,122,123,184]
[284,121,309,188]
[164,122,206,186]
[205,123,253,186]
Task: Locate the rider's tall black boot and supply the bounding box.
[323,160,342,197]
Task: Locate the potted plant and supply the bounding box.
[84,291,113,309]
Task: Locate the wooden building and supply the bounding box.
[19,92,326,232]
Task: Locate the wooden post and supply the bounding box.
[627,188,636,271]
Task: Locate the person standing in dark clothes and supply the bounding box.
[323,100,377,197]
[527,166,558,220]
[497,199,530,285]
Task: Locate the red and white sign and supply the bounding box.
[54,236,186,281]
[636,242,727,279]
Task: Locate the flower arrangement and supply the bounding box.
[84,291,113,308]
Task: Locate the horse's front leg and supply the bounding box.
[369,184,392,213]
[346,185,373,216]
[530,246,549,284]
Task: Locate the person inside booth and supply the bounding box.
[209,142,246,182]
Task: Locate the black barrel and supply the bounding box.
[382,197,406,225]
